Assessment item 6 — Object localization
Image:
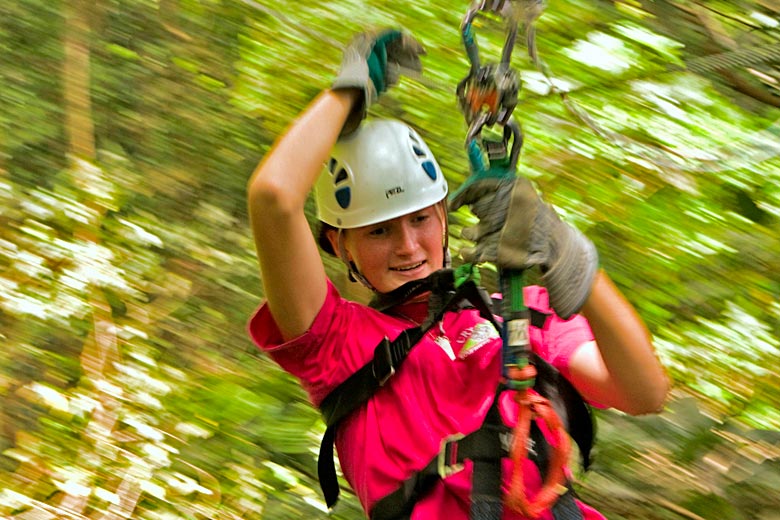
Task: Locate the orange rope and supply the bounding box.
[505,367,572,518]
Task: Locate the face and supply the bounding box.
[329,204,445,293]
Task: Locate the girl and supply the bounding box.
[247,30,668,520]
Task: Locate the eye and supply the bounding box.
[368,226,388,237]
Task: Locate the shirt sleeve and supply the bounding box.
[247,280,346,405]
[247,279,403,407]
[523,285,594,381]
[248,279,340,355]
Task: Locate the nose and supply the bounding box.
[393,221,417,255]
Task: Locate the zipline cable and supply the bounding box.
[237,0,780,176]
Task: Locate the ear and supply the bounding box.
[325,228,351,261]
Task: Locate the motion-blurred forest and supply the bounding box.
[1,0,779,518]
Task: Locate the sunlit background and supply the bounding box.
[1,0,779,518]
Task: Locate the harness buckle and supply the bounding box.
[437,433,466,478]
[372,337,396,386]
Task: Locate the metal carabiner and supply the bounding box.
[461,0,518,71]
[457,0,526,162]
[466,117,523,176]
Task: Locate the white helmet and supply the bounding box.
[315,119,448,229]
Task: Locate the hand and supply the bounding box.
[332,29,425,135]
[450,176,598,319]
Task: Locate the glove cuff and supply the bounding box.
[331,80,375,136]
[543,225,598,319]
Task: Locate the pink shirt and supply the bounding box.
[249,281,605,520]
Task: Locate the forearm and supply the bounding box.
[580,270,670,414]
[248,88,359,215]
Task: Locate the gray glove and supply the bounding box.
[332,29,424,135]
[450,177,598,319]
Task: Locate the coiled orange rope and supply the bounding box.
[505,366,572,519]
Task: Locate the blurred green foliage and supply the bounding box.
[1,0,779,518]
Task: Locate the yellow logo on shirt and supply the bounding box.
[458,321,500,359]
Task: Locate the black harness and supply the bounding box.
[316,269,594,519]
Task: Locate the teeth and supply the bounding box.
[392,261,423,272]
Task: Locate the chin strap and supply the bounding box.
[336,229,376,291]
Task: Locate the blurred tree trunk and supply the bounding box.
[63,0,95,160]
[60,2,126,516]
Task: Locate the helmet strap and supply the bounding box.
[337,229,377,291]
[435,201,451,269]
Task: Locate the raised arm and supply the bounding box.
[248,89,358,341]
[248,30,425,341]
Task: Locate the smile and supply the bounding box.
[390,261,425,272]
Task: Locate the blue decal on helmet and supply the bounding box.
[335,187,351,209]
[422,161,437,180]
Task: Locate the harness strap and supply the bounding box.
[317,270,593,517]
[317,329,426,508]
[370,390,585,520]
[318,270,497,508]
[372,425,509,520]
[532,423,583,520]
[494,295,549,330]
[550,486,583,520]
[372,397,508,520]
[469,394,504,520]
[317,329,428,507]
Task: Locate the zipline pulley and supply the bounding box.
[457,1,523,150]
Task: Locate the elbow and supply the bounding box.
[247,174,274,213]
[247,166,299,219]
[623,374,671,416]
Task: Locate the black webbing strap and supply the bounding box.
[317,271,498,508]
[371,390,584,520]
[531,353,594,472]
[371,397,507,520]
[468,396,504,520]
[491,294,550,330]
[551,488,584,520]
[317,328,425,507]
